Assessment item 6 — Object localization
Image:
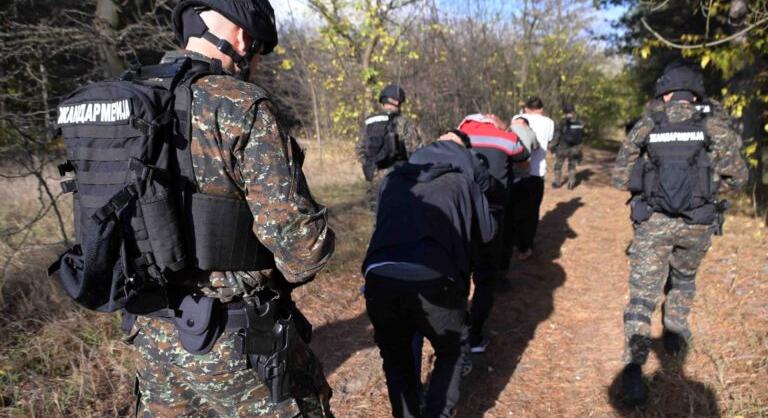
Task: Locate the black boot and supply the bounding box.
[621,363,648,406]
[551,179,562,188]
[662,329,688,357]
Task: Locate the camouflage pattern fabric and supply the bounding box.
[133,317,333,418]
[356,112,423,211]
[366,167,393,212]
[552,146,582,187]
[621,213,713,365]
[613,99,748,365]
[550,119,583,187]
[128,51,337,416]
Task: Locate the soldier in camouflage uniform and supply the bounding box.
[612,63,748,405]
[356,85,423,211]
[131,1,336,416]
[551,104,584,190]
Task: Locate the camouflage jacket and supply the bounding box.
[355,111,423,165]
[161,51,335,300]
[612,99,748,194]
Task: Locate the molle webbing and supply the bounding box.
[187,193,273,271]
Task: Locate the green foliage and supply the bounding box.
[306,0,422,138]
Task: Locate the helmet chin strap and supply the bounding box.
[201,30,254,80]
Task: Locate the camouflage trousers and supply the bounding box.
[366,167,393,212]
[623,213,714,365]
[132,316,333,417]
[552,146,582,187]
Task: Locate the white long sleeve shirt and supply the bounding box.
[520,113,554,177]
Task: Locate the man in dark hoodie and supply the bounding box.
[362,130,496,418]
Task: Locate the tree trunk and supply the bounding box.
[95,0,125,78]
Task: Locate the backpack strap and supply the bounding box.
[170,59,226,184]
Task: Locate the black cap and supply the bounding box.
[173,0,278,55]
[563,103,575,114]
[379,84,406,104]
[655,62,705,99]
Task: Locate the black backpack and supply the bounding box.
[49,58,223,313]
[364,113,404,170]
[561,118,584,146]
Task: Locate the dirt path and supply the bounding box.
[298,147,768,418]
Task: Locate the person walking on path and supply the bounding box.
[612,62,748,406]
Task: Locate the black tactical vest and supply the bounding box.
[628,110,716,225]
[561,118,584,146]
[364,112,405,169]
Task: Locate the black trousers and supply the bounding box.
[505,175,545,253]
[470,208,505,341]
[365,275,469,418]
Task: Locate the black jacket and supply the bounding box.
[362,141,496,285]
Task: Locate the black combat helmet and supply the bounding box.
[654,62,706,99]
[563,103,575,114]
[379,84,406,105]
[172,0,278,77]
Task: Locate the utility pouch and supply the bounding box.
[173,295,223,355]
[249,317,296,404]
[53,215,127,313]
[627,160,646,193]
[629,196,652,223]
[137,166,187,273]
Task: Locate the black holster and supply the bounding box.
[249,317,296,404]
[234,297,296,404]
[714,200,730,236]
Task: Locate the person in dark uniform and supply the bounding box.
[551,103,585,190]
[362,130,496,418]
[357,85,423,211]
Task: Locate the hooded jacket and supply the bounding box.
[362,140,496,285]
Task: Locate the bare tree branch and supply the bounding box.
[641,16,768,50]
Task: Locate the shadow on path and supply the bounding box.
[311,312,373,376]
[457,197,584,417]
[607,340,720,418]
[574,168,595,188]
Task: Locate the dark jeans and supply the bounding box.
[365,275,469,418]
[505,175,545,253]
[470,208,505,341]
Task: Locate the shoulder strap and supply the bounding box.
[171,59,226,187]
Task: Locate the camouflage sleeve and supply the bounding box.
[399,116,422,157]
[551,122,564,152]
[706,115,749,193]
[611,115,654,190]
[356,121,367,164]
[238,100,335,283]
